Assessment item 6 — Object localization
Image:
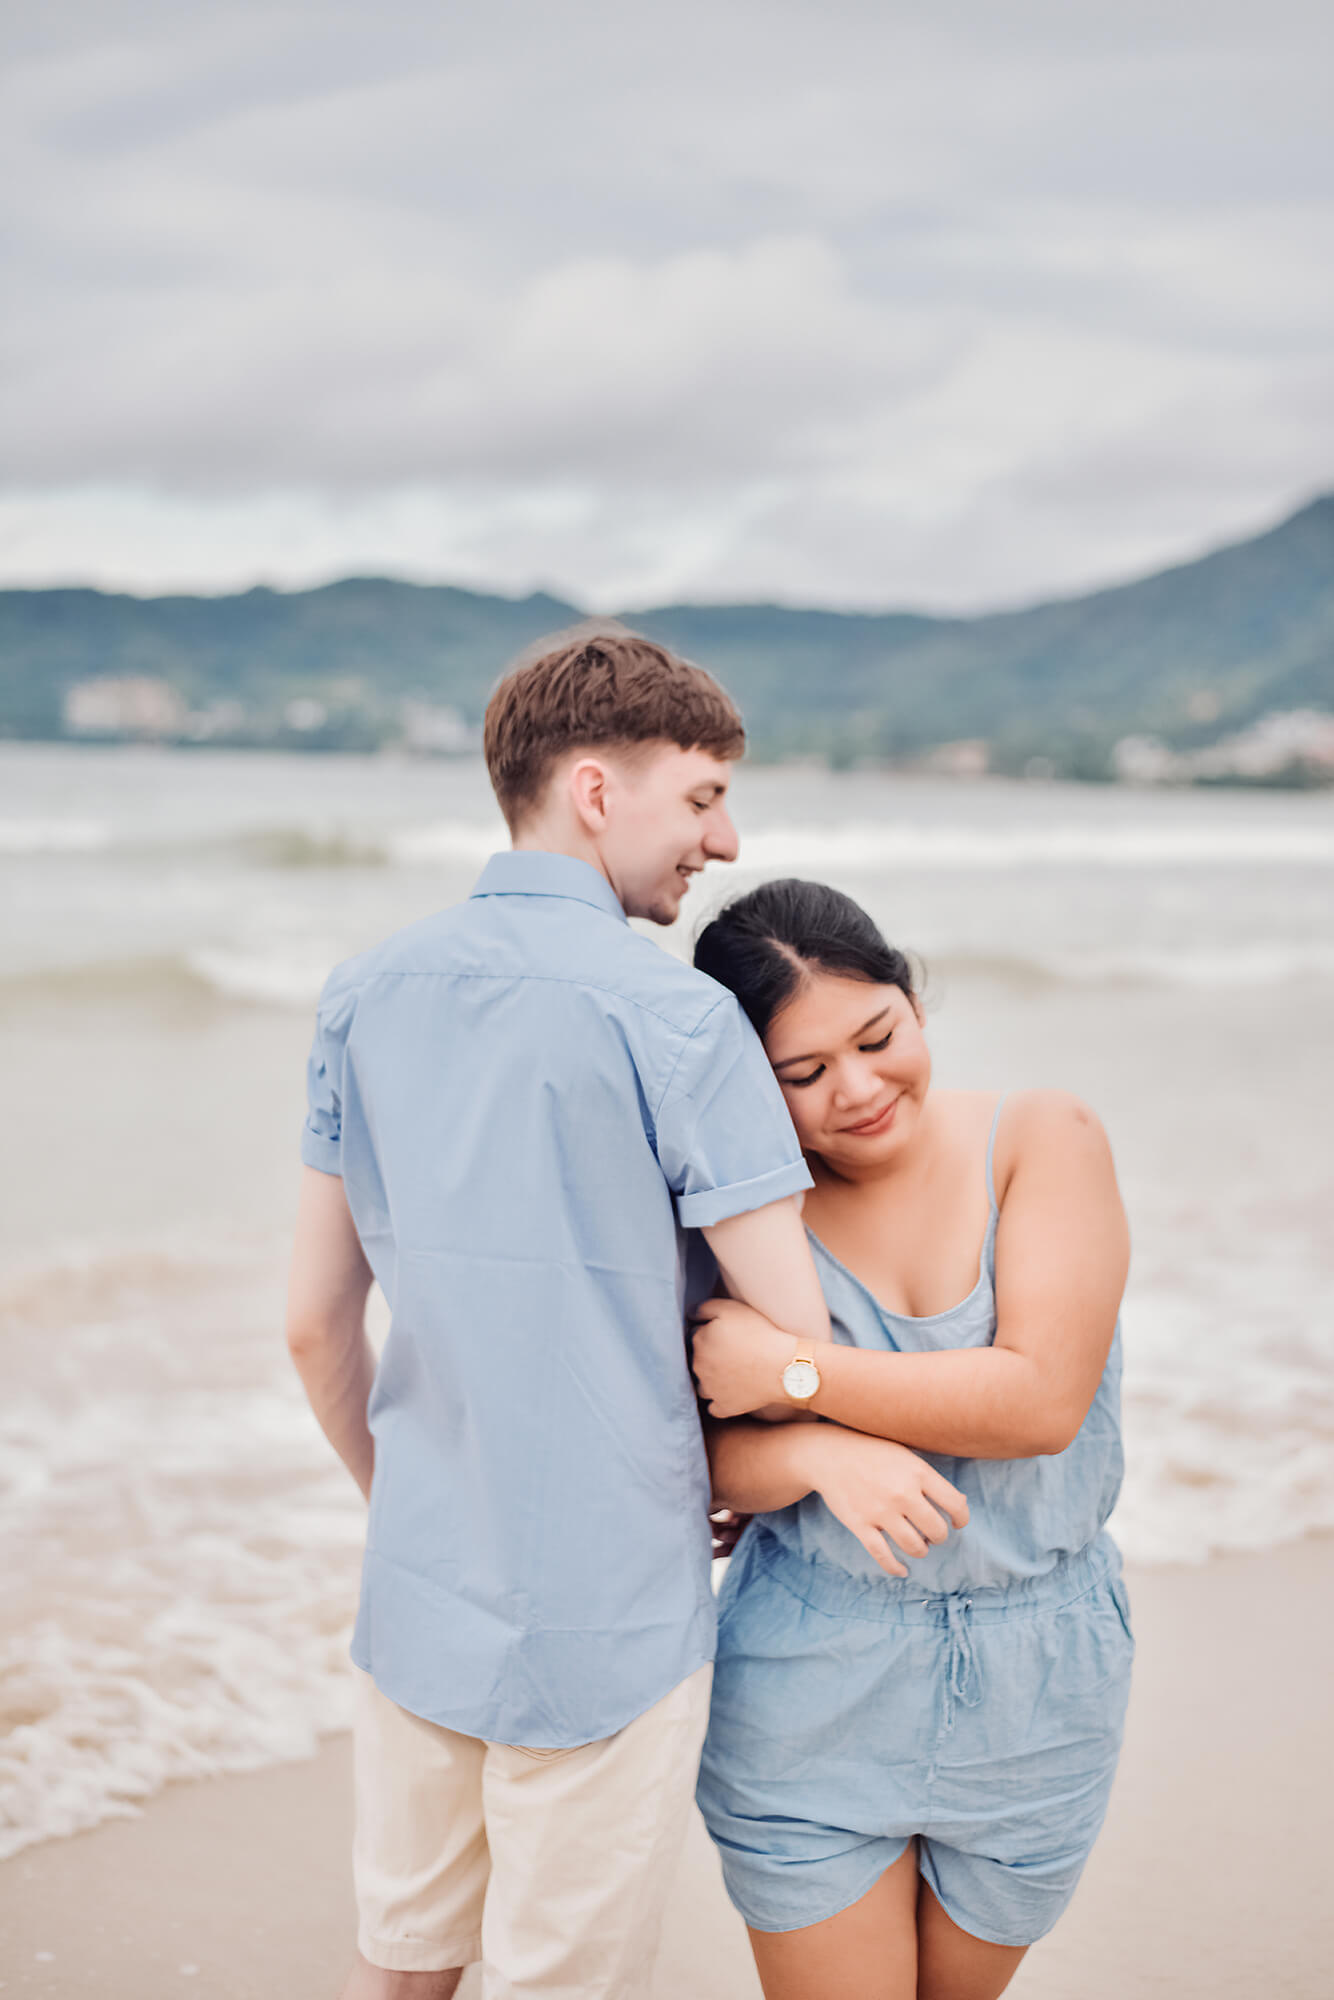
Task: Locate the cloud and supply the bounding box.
[0,0,1330,607]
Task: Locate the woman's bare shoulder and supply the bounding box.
[993,1089,1115,1198]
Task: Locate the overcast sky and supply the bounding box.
[1,0,1331,610]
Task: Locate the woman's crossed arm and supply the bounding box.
[693,1093,1129,1461]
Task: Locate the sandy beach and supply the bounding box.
[3,1536,1331,1997]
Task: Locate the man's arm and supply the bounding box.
[702,1194,830,1345]
[285,1165,377,1499]
[701,1196,831,1422]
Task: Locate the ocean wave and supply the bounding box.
[385,819,508,866]
[240,828,394,869]
[185,947,332,1008]
[0,1233,278,1337]
[0,1608,353,1862]
[148,935,1334,1002]
[971,943,1334,990]
[0,951,328,1015]
[1113,1255,1334,1567]
[0,1242,365,1861]
[729,820,1334,872]
[369,817,1334,873]
[0,949,334,1013]
[2,932,1333,1016]
[0,818,111,855]
[0,1385,361,1861]
[5,811,1333,873]
[1,1214,1331,1858]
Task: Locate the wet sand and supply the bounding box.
[2,1538,1331,1997]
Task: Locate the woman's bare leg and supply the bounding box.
[915,1878,1028,2000]
[746,1841,920,2000]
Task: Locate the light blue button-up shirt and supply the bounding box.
[301,850,811,1746]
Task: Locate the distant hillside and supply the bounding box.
[631,494,1334,772]
[1,493,1330,777]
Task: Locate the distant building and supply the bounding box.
[1112,735,1180,784]
[400,699,479,755]
[284,697,329,732]
[915,738,990,778]
[1193,709,1334,779]
[182,699,249,741]
[64,676,187,739]
[1114,710,1334,785]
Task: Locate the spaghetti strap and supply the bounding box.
[985,1094,1008,1209]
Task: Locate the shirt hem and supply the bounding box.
[348,1636,717,1750]
[300,1130,343,1175]
[676,1157,813,1229]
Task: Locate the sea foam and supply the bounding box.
[378,817,1334,873]
[185,946,333,1008]
[1,1220,1332,1858]
[0,818,111,855]
[730,821,1334,872]
[0,1242,365,1861]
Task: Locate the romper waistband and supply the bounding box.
[747,1526,1120,1627]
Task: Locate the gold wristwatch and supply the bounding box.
[781,1342,822,1404]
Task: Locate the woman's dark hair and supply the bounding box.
[694,879,917,1040]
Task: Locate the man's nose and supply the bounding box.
[704,807,740,864]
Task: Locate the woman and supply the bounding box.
[688,879,1133,2000]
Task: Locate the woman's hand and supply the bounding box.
[709,1507,752,1559]
[796,1425,970,1579]
[691,1296,802,1418]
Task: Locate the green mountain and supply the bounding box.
[631,493,1334,772]
[2,493,1330,775]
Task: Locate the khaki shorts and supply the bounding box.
[352,1662,713,1997]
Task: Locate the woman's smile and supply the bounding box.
[838,1094,901,1137]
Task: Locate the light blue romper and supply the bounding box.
[697,1098,1134,1948]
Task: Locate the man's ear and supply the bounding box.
[567,755,612,833]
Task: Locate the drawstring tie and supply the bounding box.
[942,1595,982,1735]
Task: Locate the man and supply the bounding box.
[286,630,833,1998]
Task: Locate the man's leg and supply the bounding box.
[480,1664,713,1999]
[341,1961,464,1999]
[345,1670,488,1990]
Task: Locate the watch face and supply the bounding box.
[782,1359,821,1401]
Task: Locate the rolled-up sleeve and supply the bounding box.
[655,996,812,1228]
[300,986,352,1176]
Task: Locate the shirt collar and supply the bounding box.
[470,850,629,924]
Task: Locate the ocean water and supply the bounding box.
[2,744,1332,1858]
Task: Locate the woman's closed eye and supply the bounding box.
[784,1029,894,1089]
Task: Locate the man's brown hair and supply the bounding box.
[483,626,745,830]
